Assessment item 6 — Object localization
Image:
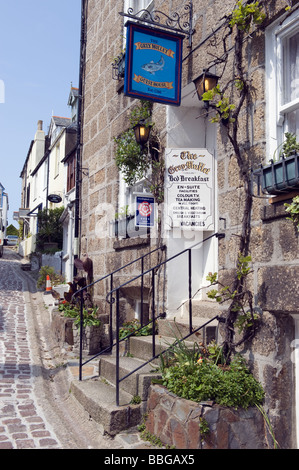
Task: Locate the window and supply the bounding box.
[67,154,76,192]
[124,0,154,14]
[266,10,299,157]
[44,158,48,190]
[55,143,60,177]
[123,0,155,47]
[282,31,299,135]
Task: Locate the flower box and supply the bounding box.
[254,154,299,195]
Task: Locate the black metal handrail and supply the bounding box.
[75,232,224,405]
[73,243,166,379]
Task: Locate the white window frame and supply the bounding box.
[124,0,154,15]
[123,0,155,47]
[266,9,299,159]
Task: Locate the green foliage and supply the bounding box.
[37,265,65,290]
[119,319,157,340]
[130,395,142,405]
[58,302,101,328]
[273,132,299,162]
[114,101,153,187]
[129,100,153,128]
[199,418,210,439]
[36,207,64,252]
[206,255,258,333]
[114,128,150,186]
[161,353,264,409]
[6,224,18,236]
[282,132,299,158]
[285,195,299,231]
[237,254,252,279]
[202,85,236,123]
[229,1,265,32]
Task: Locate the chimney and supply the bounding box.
[37,120,43,131]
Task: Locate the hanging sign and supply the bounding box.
[124,21,183,106]
[165,148,214,231]
[47,194,62,204]
[135,194,155,227]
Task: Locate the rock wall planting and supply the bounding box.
[145,384,268,449]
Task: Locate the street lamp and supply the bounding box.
[133,120,152,149]
[193,70,219,105]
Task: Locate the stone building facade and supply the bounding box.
[79,0,299,448]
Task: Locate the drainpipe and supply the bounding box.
[67,203,74,282]
[74,0,87,274]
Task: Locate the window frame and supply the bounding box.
[66,153,76,193]
[266,9,299,159]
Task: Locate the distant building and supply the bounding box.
[19,87,78,279]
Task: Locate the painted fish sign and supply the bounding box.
[124,22,183,106]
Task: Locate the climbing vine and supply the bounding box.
[198,0,292,359]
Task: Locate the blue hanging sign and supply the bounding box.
[124,22,183,106]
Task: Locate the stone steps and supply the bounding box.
[68,301,223,436]
[70,377,142,436]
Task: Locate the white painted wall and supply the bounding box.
[165,82,218,315]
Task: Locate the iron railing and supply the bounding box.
[74,232,225,405]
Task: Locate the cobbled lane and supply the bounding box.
[0,248,123,450]
[0,249,61,449]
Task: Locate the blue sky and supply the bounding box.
[0,0,81,226]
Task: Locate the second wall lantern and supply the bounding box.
[193,70,219,102]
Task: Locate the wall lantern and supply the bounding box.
[193,70,219,104]
[133,120,152,148]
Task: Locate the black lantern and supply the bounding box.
[133,120,152,148]
[193,70,219,102]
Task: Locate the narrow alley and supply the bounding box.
[0,247,125,450]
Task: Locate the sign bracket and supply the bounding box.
[120,1,194,47]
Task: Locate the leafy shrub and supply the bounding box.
[119,318,157,340]
[161,354,264,409]
[58,302,101,328]
[36,207,64,252]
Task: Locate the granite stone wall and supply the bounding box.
[145,384,268,449]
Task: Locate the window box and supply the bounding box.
[111,214,149,239]
[253,153,299,195]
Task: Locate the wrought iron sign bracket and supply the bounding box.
[119,1,195,47]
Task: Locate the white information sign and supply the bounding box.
[165,148,214,231]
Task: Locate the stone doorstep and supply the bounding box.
[129,333,200,363]
[99,354,161,400]
[70,378,143,436]
[181,300,225,319]
[157,317,219,343]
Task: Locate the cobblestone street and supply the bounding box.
[0,248,124,450]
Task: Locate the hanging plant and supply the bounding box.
[114,128,151,186]
[114,100,156,187]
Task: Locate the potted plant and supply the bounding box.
[253,133,299,195]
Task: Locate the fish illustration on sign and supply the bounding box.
[141,56,165,75]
